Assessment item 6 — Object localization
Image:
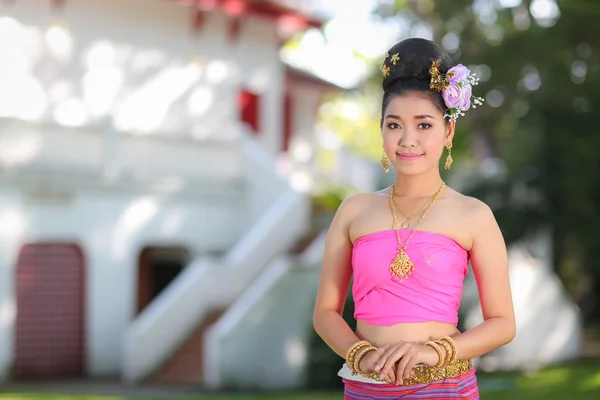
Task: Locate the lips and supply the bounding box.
[397,152,423,161]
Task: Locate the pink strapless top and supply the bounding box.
[352,229,469,326]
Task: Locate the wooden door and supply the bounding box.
[13,243,85,379]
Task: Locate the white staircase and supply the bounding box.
[121,134,310,383]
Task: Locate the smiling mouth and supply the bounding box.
[397,152,423,160]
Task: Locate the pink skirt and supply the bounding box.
[343,368,479,399]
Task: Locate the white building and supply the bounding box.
[0,0,340,387]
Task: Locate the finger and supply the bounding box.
[375,345,397,371]
[386,367,396,384]
[395,355,412,385]
[403,359,419,380]
[379,352,402,378]
[376,345,400,375]
[373,346,390,372]
[379,346,408,379]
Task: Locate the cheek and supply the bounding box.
[422,134,445,155]
[382,130,398,148]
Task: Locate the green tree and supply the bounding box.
[377,0,600,322]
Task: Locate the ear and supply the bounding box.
[445,120,456,143]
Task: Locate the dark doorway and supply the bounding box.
[137,246,190,315]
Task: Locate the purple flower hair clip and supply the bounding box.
[429,62,484,121]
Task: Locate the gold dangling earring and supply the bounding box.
[444,141,453,170]
[381,152,390,173]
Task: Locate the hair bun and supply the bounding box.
[381,38,453,92]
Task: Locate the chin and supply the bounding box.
[392,163,437,176]
[394,167,426,176]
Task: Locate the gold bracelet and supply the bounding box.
[438,336,458,364]
[434,339,453,367]
[345,340,371,361]
[345,340,371,373]
[353,345,377,375]
[346,340,371,373]
[424,340,445,368]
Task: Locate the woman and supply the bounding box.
[313,38,515,399]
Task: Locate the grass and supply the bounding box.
[2,362,600,399]
[0,394,341,400]
[476,361,600,400]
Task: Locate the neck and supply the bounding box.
[393,169,444,197]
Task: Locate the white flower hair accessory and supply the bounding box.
[429,61,484,121]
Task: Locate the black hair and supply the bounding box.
[381,38,453,123]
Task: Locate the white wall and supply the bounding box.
[284,86,324,191]
[0,181,245,379]
[235,13,283,154]
[0,0,305,380]
[0,0,284,155]
[0,119,243,188]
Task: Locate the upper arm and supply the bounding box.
[313,196,360,316]
[468,200,515,324]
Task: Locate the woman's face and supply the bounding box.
[381,92,454,175]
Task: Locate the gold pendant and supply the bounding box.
[390,249,415,282]
[401,220,410,230]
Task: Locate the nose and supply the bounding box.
[398,126,418,147]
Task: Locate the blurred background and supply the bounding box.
[0,0,598,399]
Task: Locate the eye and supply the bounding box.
[418,123,432,129]
[386,122,400,129]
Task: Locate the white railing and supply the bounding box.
[0,119,243,197]
[203,230,327,389]
[122,187,308,383]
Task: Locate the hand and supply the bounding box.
[375,342,440,386]
[358,348,396,384]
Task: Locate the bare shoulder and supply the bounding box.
[464,197,497,229]
[442,188,493,220]
[332,189,389,241]
[335,190,386,220]
[445,189,501,245]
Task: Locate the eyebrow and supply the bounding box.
[384,114,436,120]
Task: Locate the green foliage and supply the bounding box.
[301,0,600,392]
[375,0,600,324]
[316,89,384,162]
[311,186,359,213]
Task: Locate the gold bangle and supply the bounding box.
[354,345,377,374]
[438,336,458,364]
[345,340,371,373]
[345,340,370,361]
[434,339,453,367]
[424,340,445,368]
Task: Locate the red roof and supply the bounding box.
[179,0,324,30]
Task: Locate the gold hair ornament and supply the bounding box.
[380,52,400,77]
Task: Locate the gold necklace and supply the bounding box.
[391,191,438,230]
[389,182,446,283]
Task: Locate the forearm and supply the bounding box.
[451,316,515,360]
[313,309,361,358]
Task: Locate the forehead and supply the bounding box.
[384,92,442,117]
